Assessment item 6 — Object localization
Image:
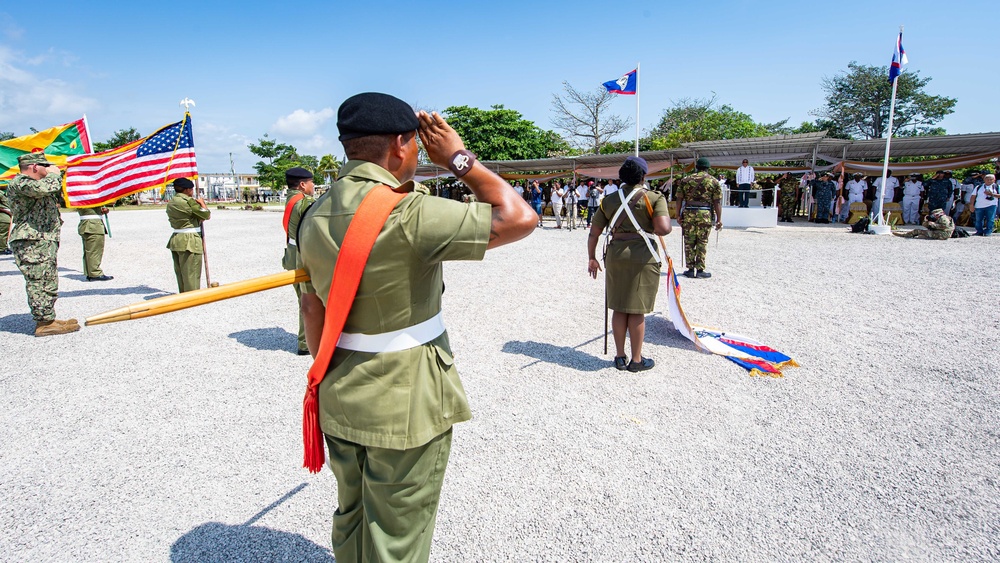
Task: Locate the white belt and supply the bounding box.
[172,227,200,234]
[79,216,104,220]
[337,312,445,353]
[288,238,297,246]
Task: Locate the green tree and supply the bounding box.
[248,135,301,190]
[94,127,143,152]
[551,82,631,153]
[316,154,341,184]
[442,105,566,161]
[0,131,15,141]
[813,61,956,139]
[647,96,788,148]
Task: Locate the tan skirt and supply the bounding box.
[605,239,661,314]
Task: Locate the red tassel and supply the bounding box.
[302,385,324,473]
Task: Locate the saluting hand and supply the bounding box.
[417,111,466,167]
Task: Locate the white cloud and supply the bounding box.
[270,108,334,137]
[0,13,23,41]
[0,46,97,122]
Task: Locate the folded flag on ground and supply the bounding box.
[662,256,798,377]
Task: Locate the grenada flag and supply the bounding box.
[0,117,92,184]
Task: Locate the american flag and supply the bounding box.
[64,114,198,208]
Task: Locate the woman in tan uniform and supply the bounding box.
[587,156,672,372]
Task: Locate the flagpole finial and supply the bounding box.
[179,98,196,110]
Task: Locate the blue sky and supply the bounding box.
[1,0,995,172]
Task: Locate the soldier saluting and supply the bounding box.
[7,153,79,336]
[296,93,536,562]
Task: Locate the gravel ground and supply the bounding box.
[1,207,998,562]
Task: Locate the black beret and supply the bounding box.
[285,167,313,180]
[174,178,194,190]
[337,92,419,141]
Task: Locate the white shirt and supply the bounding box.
[604,183,619,197]
[973,184,999,209]
[902,180,923,198]
[551,186,565,204]
[874,176,899,201]
[846,179,867,199]
[736,165,755,185]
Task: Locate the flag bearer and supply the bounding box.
[165,178,210,293]
[674,157,723,278]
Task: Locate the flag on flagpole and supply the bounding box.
[64,114,197,208]
[603,69,637,95]
[888,31,908,83]
[0,117,92,184]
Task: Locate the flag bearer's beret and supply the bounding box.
[173,178,194,190]
[337,93,419,141]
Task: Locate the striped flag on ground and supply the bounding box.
[64,114,197,208]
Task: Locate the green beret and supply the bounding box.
[18,153,51,166]
[285,167,313,180]
[337,92,419,141]
[696,157,710,168]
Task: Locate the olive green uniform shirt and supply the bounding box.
[6,170,64,243]
[165,192,210,253]
[298,160,491,450]
[282,192,314,270]
[77,207,106,235]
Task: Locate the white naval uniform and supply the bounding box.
[902,180,923,224]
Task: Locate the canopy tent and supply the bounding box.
[414,131,1000,182]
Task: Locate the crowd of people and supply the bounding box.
[426,165,998,235]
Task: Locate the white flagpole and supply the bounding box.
[635,62,640,157]
[875,26,903,229]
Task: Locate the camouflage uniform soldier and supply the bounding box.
[674,157,722,278]
[77,206,113,281]
[7,153,80,336]
[0,183,12,253]
[282,166,315,356]
[777,173,799,222]
[166,178,211,292]
[893,208,954,239]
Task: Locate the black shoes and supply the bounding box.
[627,358,655,372]
[683,269,712,278]
[86,275,114,281]
[614,356,627,370]
[0,249,11,255]
[297,349,311,356]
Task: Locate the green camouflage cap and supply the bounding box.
[18,153,51,166]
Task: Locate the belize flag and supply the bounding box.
[888,32,908,83]
[603,69,637,95]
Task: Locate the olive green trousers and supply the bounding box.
[325,429,452,563]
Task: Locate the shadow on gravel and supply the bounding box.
[170,483,333,562]
[229,327,297,352]
[60,284,167,298]
[0,313,33,335]
[502,338,609,372]
[644,313,699,351]
[0,269,22,276]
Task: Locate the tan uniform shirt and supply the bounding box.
[299,160,490,450]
